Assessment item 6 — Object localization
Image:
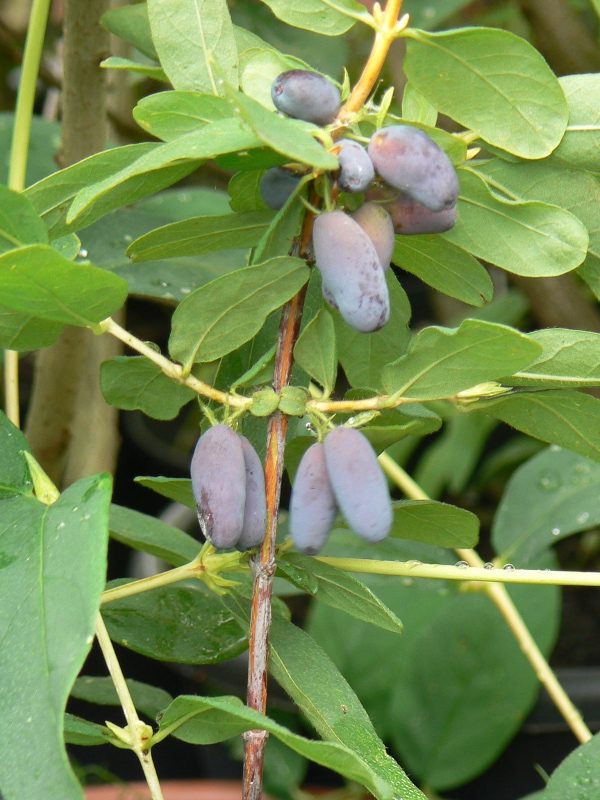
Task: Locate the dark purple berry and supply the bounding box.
[191,425,246,549]
[336,139,375,193]
[313,210,390,333]
[368,125,459,212]
[259,167,301,211]
[290,442,338,554]
[271,70,341,126]
[323,427,392,542]
[351,202,395,269]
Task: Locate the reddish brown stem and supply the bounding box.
[242,224,311,799]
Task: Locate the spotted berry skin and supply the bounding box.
[337,139,375,193]
[290,442,338,554]
[313,210,390,333]
[323,427,392,542]
[271,70,341,126]
[191,425,246,549]
[368,125,459,212]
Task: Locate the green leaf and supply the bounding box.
[0,409,33,498]
[253,183,305,262]
[401,83,437,127]
[128,210,274,262]
[388,572,559,789]
[0,245,128,325]
[392,235,492,307]
[0,475,111,800]
[542,731,600,800]
[478,390,600,462]
[101,56,167,82]
[0,308,63,351]
[0,113,61,187]
[103,582,247,664]
[492,447,600,564]
[554,75,600,172]
[476,159,600,264]
[134,476,196,510]
[63,713,111,746]
[267,614,425,800]
[403,0,474,30]
[359,405,442,450]
[281,552,403,633]
[224,86,338,171]
[443,169,588,277]
[388,500,479,548]
[0,185,48,252]
[67,119,261,229]
[78,191,247,303]
[101,3,157,59]
[257,0,364,35]
[109,504,199,567]
[72,676,172,719]
[294,309,337,394]
[24,143,159,235]
[382,319,541,399]
[335,271,411,392]
[169,256,309,368]
[157,694,397,800]
[147,0,238,92]
[415,413,497,498]
[133,91,232,140]
[404,27,568,158]
[100,357,195,420]
[505,329,600,388]
[229,170,269,212]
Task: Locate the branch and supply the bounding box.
[95,614,164,800]
[378,452,593,745]
[98,317,251,409]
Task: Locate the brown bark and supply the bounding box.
[25,0,122,486]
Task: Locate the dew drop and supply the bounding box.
[123,234,132,242]
[82,513,91,521]
[71,506,79,512]
[305,421,314,432]
[180,287,191,295]
[79,248,88,258]
[551,527,561,536]
[577,511,590,525]
[347,417,356,425]
[455,560,469,568]
[503,563,515,571]
[538,470,560,491]
[483,562,494,569]
[56,521,66,530]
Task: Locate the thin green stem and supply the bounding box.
[95,614,164,800]
[101,563,197,605]
[316,556,600,588]
[4,0,52,427]
[98,317,251,410]
[379,454,592,744]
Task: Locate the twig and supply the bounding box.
[243,266,310,800]
[99,317,251,409]
[316,556,600,588]
[95,614,164,800]
[378,453,593,744]
[242,5,407,795]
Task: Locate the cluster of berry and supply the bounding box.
[290,428,392,554]
[260,70,460,333]
[190,425,266,550]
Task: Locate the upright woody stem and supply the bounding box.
[242,4,404,796]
